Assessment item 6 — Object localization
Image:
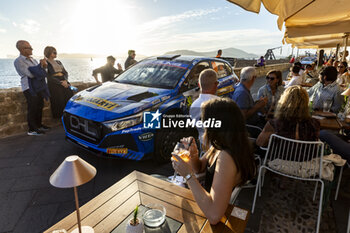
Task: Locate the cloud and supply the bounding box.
[0,14,9,21]
[140,8,221,33]
[18,19,40,34]
[139,29,283,55]
[0,28,6,33]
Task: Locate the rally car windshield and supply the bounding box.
[115,61,188,89]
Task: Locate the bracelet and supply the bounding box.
[184,173,194,182]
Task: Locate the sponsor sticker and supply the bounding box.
[106,148,128,154]
[75,96,119,110]
[138,132,154,141]
[217,86,234,96]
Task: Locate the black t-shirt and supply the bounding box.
[92,65,122,82]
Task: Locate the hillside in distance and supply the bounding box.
[165,47,258,58]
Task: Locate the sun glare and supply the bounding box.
[70,0,137,55]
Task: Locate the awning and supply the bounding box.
[284,33,348,48]
[226,0,315,30]
[284,0,350,38]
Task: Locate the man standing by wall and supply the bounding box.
[92,56,122,84]
[124,50,137,69]
[14,40,49,136]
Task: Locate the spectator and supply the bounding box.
[92,56,122,84]
[308,66,344,113]
[44,46,73,119]
[255,56,266,67]
[14,40,50,136]
[285,65,303,88]
[172,98,256,224]
[216,49,222,58]
[231,67,267,127]
[289,56,295,63]
[303,64,319,86]
[257,70,284,112]
[319,130,350,163]
[124,50,137,69]
[336,61,349,90]
[190,69,219,147]
[294,61,304,76]
[256,86,320,147]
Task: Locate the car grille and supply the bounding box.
[63,112,102,144]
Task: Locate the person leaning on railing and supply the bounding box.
[172,98,256,224]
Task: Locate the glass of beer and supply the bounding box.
[171,142,190,182]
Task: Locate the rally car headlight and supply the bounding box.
[104,113,143,131]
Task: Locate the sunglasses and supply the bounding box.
[266,76,275,81]
[338,66,344,68]
[53,51,57,54]
[24,47,33,50]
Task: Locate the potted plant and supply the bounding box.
[126,205,143,233]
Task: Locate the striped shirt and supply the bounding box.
[308,81,344,113]
[14,55,39,91]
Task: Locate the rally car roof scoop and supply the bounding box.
[157,54,181,60]
[127,92,158,102]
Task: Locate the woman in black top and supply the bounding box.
[172,98,256,224]
[44,46,73,118]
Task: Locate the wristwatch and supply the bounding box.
[184,173,194,182]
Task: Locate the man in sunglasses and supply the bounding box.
[14,40,49,136]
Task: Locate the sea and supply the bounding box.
[0,58,125,89]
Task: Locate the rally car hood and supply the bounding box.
[65,82,173,122]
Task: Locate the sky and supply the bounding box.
[0,0,300,58]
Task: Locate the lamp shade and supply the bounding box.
[341,88,350,96]
[50,155,96,188]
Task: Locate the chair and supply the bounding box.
[335,162,349,200]
[252,134,325,233]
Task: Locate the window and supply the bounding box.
[211,61,228,79]
[179,61,210,93]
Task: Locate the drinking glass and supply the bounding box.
[171,142,190,182]
[143,203,166,227]
[323,99,333,112]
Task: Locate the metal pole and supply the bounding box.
[342,35,348,62]
[74,187,82,233]
[335,43,340,61]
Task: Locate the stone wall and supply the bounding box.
[233,63,291,79]
[0,82,96,138]
[0,63,291,138]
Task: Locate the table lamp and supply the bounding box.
[50,155,97,233]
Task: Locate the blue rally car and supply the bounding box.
[62,55,238,162]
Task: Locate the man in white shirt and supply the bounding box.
[189,69,219,147]
[14,40,49,136]
[285,65,303,88]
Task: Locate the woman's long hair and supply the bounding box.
[274,86,310,121]
[201,98,256,186]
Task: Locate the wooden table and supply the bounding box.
[312,111,344,130]
[45,171,249,233]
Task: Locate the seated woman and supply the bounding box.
[172,98,256,224]
[256,86,320,147]
[257,70,284,114]
[44,46,73,118]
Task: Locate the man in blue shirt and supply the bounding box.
[308,66,343,113]
[231,66,267,127]
[14,40,49,136]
